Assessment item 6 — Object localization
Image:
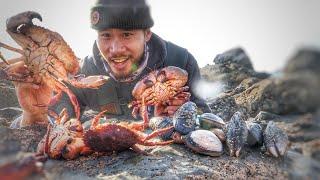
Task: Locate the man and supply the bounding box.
[11,0,211,128]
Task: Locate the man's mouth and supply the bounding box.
[111,57,129,63]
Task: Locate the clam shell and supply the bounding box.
[173,102,197,135]
[198,113,225,129]
[149,116,174,140]
[211,128,226,142]
[184,130,223,157]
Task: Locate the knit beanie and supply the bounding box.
[90,0,154,30]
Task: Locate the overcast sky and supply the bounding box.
[1,0,319,72]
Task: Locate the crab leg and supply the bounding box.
[68,75,110,89]
[0,42,25,55]
[142,126,175,142]
[91,109,109,128]
[46,71,81,119]
[0,51,9,65]
[138,139,174,146]
[140,97,149,129]
[131,145,149,155]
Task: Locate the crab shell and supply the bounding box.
[132,66,188,102]
[37,110,87,160]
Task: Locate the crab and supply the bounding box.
[0,153,47,180]
[37,109,175,160]
[130,66,190,128]
[0,11,109,120]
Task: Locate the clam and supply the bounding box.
[197,113,226,129]
[211,128,226,142]
[226,111,248,157]
[183,130,223,157]
[173,101,197,135]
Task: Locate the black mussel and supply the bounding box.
[149,116,174,140]
[226,111,248,157]
[263,121,289,157]
[173,101,197,135]
[183,130,223,157]
[247,122,263,146]
[198,113,226,129]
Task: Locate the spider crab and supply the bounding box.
[0,11,109,119]
[130,66,190,128]
[37,109,175,160]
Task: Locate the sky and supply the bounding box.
[1,0,320,72]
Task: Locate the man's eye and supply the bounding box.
[123,32,133,38]
[100,33,111,38]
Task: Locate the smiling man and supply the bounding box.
[11,0,211,128]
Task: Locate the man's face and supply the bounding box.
[97,28,152,79]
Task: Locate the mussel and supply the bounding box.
[226,111,248,157]
[173,101,197,135]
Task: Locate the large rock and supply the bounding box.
[235,72,320,116]
[206,47,320,118]
[201,47,269,90]
[284,48,320,74]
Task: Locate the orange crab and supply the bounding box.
[0,11,109,120]
[37,109,174,160]
[130,66,190,128]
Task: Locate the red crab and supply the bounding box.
[0,11,109,121]
[130,66,190,128]
[37,109,175,160]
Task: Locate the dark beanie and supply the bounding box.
[90,0,154,30]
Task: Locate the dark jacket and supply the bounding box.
[51,33,211,120]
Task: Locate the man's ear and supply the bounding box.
[144,29,152,42]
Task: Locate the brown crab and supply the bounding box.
[0,11,109,119]
[130,66,190,128]
[37,109,175,160]
[0,153,47,180]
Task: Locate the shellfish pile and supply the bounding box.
[149,101,289,157]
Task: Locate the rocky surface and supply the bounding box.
[201,47,270,90]
[0,47,320,179]
[0,80,19,109]
[201,47,320,120]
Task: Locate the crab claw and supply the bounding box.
[6,11,42,32]
[263,121,289,157]
[226,111,248,157]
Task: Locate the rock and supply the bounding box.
[208,94,239,121]
[0,80,19,109]
[0,125,46,155]
[235,71,320,116]
[285,150,320,179]
[284,48,320,75]
[200,47,270,90]
[0,107,22,119]
[254,111,281,122]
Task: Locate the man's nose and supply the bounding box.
[109,39,125,54]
